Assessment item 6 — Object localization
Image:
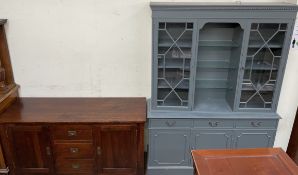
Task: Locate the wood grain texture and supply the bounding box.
[0,85,19,113]
[192,148,298,175]
[8,125,54,175]
[0,143,6,169]
[53,142,94,159]
[0,23,15,85]
[96,124,138,175]
[287,108,298,165]
[0,98,147,123]
[55,158,95,174]
[51,125,93,141]
[0,20,19,116]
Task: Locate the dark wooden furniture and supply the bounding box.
[287,107,298,165]
[191,148,298,175]
[0,19,19,174]
[0,98,146,175]
[0,19,19,112]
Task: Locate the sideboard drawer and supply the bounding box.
[51,125,93,141]
[235,119,277,128]
[194,119,234,128]
[55,159,94,174]
[150,119,193,128]
[54,143,94,159]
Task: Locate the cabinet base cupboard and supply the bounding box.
[0,98,146,175]
[148,2,298,175]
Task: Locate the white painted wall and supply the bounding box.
[0,0,297,150]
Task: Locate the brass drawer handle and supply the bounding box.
[71,163,80,169]
[67,130,77,137]
[97,146,101,155]
[70,147,79,153]
[165,121,176,127]
[251,121,262,127]
[209,121,219,127]
[46,146,51,156]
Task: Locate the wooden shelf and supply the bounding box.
[199,40,239,47]
[241,83,274,91]
[158,40,192,48]
[245,61,278,70]
[197,60,230,69]
[196,79,227,89]
[158,79,189,89]
[248,40,283,48]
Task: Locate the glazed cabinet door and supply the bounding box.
[238,21,293,111]
[8,125,53,175]
[96,124,138,175]
[152,19,197,110]
[149,129,191,166]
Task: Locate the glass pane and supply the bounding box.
[240,23,287,109]
[156,22,193,107]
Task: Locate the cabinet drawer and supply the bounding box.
[55,159,94,174]
[54,143,94,159]
[194,119,234,128]
[51,125,93,140]
[150,119,193,128]
[235,120,277,128]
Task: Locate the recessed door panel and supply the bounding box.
[8,125,53,175]
[149,129,190,166]
[96,125,138,175]
[192,130,233,149]
[234,130,275,148]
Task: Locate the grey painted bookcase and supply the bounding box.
[147,2,298,175]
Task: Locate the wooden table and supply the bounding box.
[191,148,298,175]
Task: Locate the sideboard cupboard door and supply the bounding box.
[95,124,138,175]
[7,125,54,175]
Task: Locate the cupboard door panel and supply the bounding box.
[96,125,138,175]
[234,130,276,148]
[149,129,191,166]
[192,130,233,149]
[8,125,53,175]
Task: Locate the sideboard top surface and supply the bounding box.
[0,98,147,123]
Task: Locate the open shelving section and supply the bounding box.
[194,23,243,112]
